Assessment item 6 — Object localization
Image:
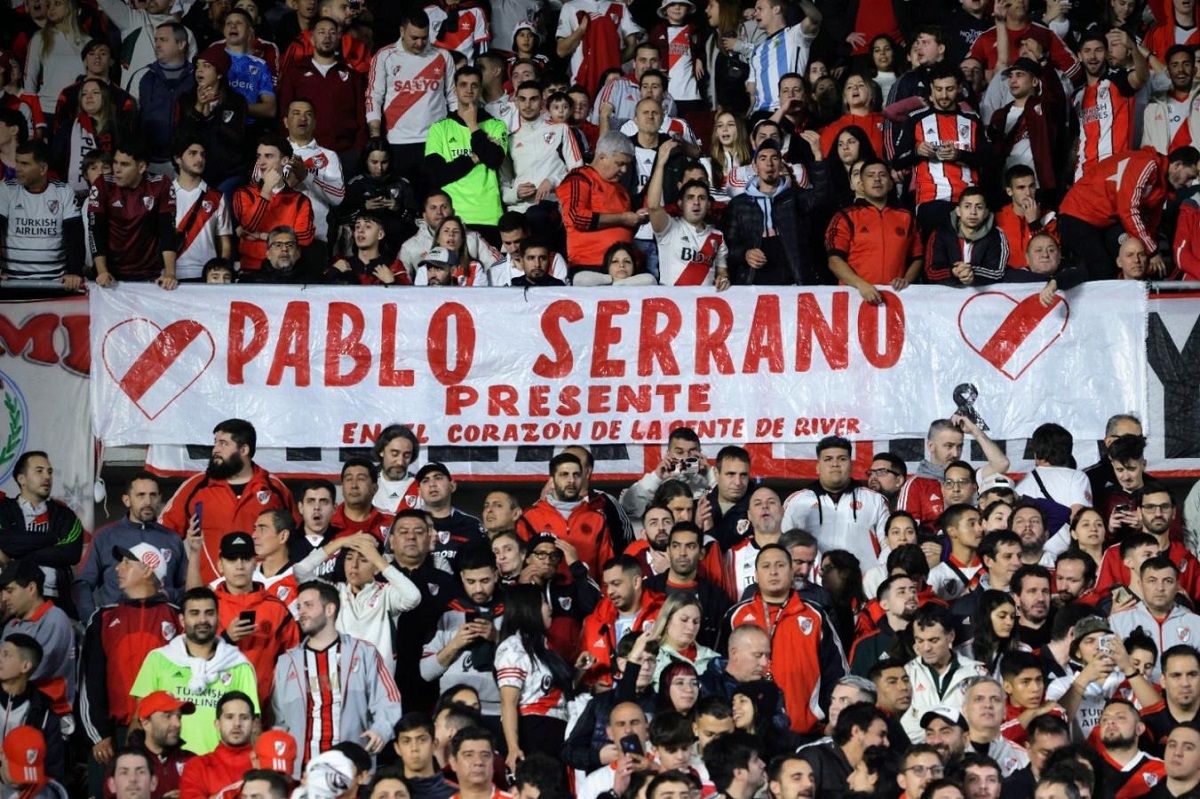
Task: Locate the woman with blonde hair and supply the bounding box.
[25,0,89,114]
[649,593,719,681]
[702,109,750,204]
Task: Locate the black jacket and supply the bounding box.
[721,162,832,285]
[0,499,82,619]
[175,89,250,185]
[798,741,854,799]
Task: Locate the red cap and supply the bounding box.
[138,691,197,720]
[3,726,45,785]
[255,729,298,774]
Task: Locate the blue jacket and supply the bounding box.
[73,516,188,620]
[138,61,196,160]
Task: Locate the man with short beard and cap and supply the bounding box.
[274,581,404,777]
[161,419,296,586]
[127,691,195,796]
[130,587,259,754]
[921,706,968,777]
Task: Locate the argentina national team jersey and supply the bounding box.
[750,24,814,112]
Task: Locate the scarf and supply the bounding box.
[157,636,247,694]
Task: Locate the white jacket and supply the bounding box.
[399,219,501,277]
[501,118,583,210]
[901,655,987,743]
[1142,89,1200,155]
[1109,602,1200,677]
[288,139,344,242]
[782,485,890,572]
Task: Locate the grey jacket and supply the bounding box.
[74,517,188,620]
[272,634,404,777]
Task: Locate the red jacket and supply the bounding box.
[994,205,1058,269]
[897,473,944,531]
[330,505,394,543]
[517,494,616,578]
[557,165,634,268]
[213,583,300,706]
[1058,148,1169,255]
[1097,539,1200,600]
[726,591,847,735]
[281,30,372,74]
[231,187,316,269]
[578,591,664,688]
[179,743,253,799]
[160,464,297,585]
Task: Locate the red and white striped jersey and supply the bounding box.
[1074,70,1137,179]
[665,24,700,102]
[654,216,727,286]
[724,536,765,600]
[366,43,457,145]
[908,109,979,204]
[425,2,491,63]
[303,642,342,763]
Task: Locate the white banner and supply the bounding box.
[90,283,1148,449]
[0,295,94,529]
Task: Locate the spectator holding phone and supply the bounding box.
[186,532,299,710]
[577,703,654,799]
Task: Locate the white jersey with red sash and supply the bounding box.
[666,24,700,101]
[173,179,230,280]
[655,216,727,286]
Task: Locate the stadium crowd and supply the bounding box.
[0,0,1198,290]
[4,415,1200,799]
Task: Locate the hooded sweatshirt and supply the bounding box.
[925,209,1008,284]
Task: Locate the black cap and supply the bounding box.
[219,532,256,560]
[1003,57,1042,77]
[0,560,44,590]
[415,462,452,482]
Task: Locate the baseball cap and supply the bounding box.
[303,751,357,799]
[219,532,256,560]
[2,726,45,786]
[1002,57,1042,77]
[415,462,452,482]
[1073,615,1112,641]
[112,543,169,582]
[419,247,458,270]
[920,706,968,731]
[977,473,1015,494]
[255,729,298,774]
[754,137,782,158]
[137,691,197,720]
[527,533,559,550]
[0,560,43,590]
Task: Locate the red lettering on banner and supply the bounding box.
[638,298,681,376]
[557,385,581,415]
[689,384,711,412]
[325,303,370,387]
[446,385,479,414]
[743,295,784,373]
[489,385,519,415]
[591,300,628,377]
[695,297,734,375]
[428,303,476,385]
[342,422,383,444]
[0,312,90,375]
[267,302,311,386]
[588,384,611,412]
[858,293,905,368]
[529,385,549,416]
[379,304,415,387]
[227,302,269,384]
[533,300,582,378]
[796,293,849,370]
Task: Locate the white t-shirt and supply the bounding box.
[1015,466,1093,508]
[654,217,727,286]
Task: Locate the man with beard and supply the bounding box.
[782,436,891,571]
[850,575,919,676]
[769,753,818,799]
[1093,699,1165,797]
[922,707,968,778]
[1010,504,1052,566]
[372,424,422,513]
[276,16,366,160]
[419,549,506,723]
[961,677,1029,777]
[1098,484,1200,598]
[899,417,1009,534]
[274,580,404,777]
[580,555,664,689]
[130,692,195,797]
[1150,722,1200,798]
[1142,646,1200,754]
[75,472,187,619]
[130,587,259,755]
[162,419,296,586]
[178,691,256,799]
[1072,30,1146,180]
[389,510,460,715]
[626,505,674,576]
[518,453,616,579]
[646,522,730,649]
[867,455,908,511]
[332,458,394,543]
[1011,565,1054,650]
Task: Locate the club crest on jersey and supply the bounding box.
[558,596,572,611]
[277,586,289,600]
[161,621,176,639]
[142,196,154,209]
[338,70,349,81]
[220,671,232,685]
[428,583,440,595]
[403,495,419,508]
[257,490,271,504]
[202,200,213,212]
[958,124,969,140]
[175,762,185,775]
[223,110,234,123]
[437,529,450,545]
[1181,627,1192,643]
[1145,774,1159,786]
[543,132,555,144]
[311,154,328,169]
[48,199,58,214]
[798,617,813,635]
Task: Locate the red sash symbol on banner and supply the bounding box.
[101,318,214,420]
[957,292,1070,381]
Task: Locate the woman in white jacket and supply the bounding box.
[24,0,89,115]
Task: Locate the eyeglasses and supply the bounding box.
[530,550,563,561]
[868,468,902,478]
[905,765,945,777]
[1142,502,1174,513]
[269,241,298,249]
[942,479,974,488]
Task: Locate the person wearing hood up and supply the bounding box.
[925,186,1008,286]
[721,132,830,285]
